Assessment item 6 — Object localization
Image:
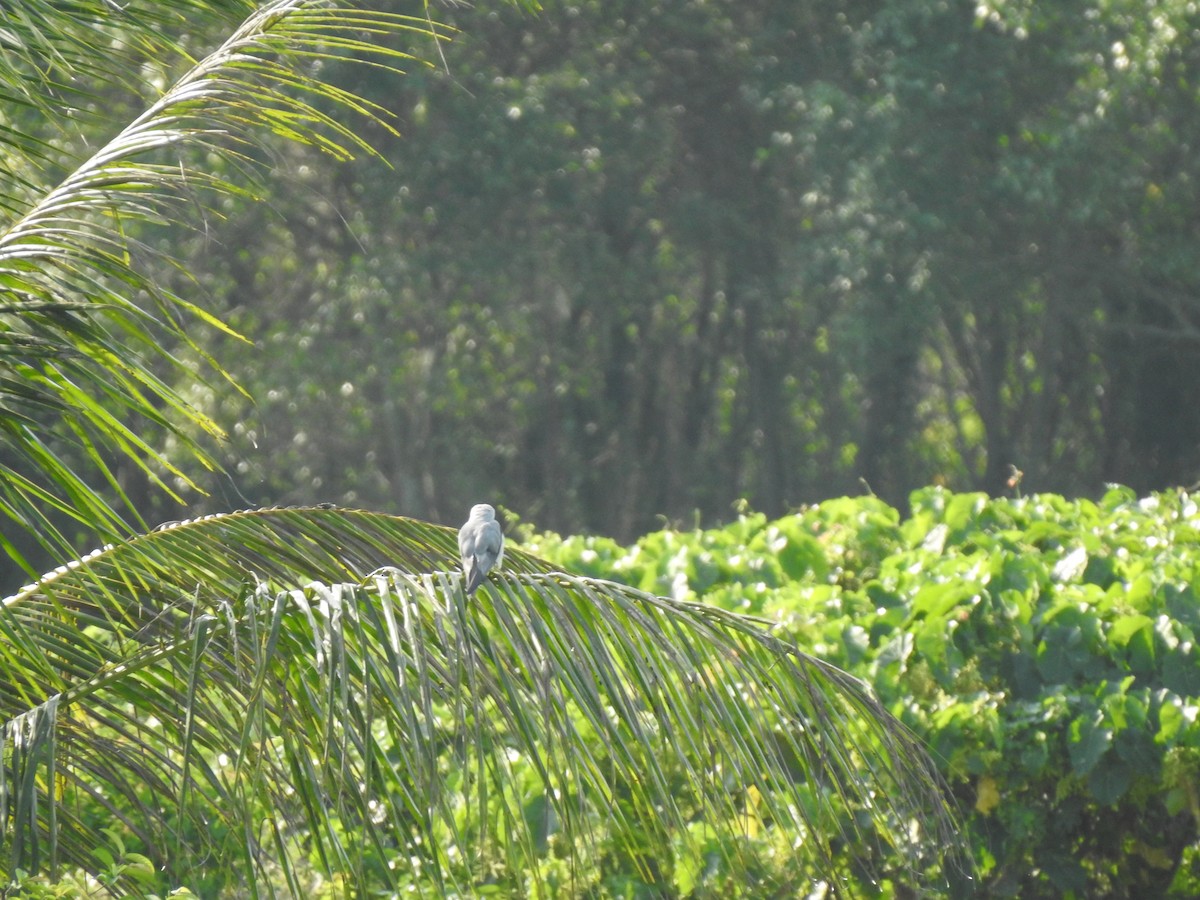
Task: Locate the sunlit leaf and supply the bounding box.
[0,0,447,573]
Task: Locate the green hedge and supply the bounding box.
[525,487,1200,897]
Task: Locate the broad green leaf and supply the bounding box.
[1087,755,1132,806]
[911,581,979,620]
[1109,614,1154,649]
[1109,614,1156,673]
[1163,647,1200,698]
[1069,710,1112,777]
[751,519,828,582]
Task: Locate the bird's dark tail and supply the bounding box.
[464,558,485,594]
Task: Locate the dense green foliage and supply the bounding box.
[6,2,1200,897]
[526,486,1200,896]
[1,508,959,898]
[132,0,1200,548]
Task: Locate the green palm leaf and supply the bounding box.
[0,1,448,572]
[2,508,962,895]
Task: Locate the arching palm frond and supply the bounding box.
[1,507,963,896]
[0,1,449,572]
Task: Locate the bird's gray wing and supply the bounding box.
[478,521,503,571]
[463,520,503,594]
[459,521,479,592]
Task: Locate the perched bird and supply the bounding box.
[458,503,504,594]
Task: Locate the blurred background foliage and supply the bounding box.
[9,0,1200,579]
[120,0,1200,546]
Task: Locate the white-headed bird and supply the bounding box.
[458,503,504,595]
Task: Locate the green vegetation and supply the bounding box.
[528,486,1200,896]
[0,0,453,576]
[2,507,959,897]
[144,0,1200,544]
[3,3,961,896]
[8,487,1199,896]
[5,0,1200,896]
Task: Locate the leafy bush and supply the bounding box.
[525,487,1200,896]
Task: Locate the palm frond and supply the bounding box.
[0,508,963,895]
[0,1,449,572]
